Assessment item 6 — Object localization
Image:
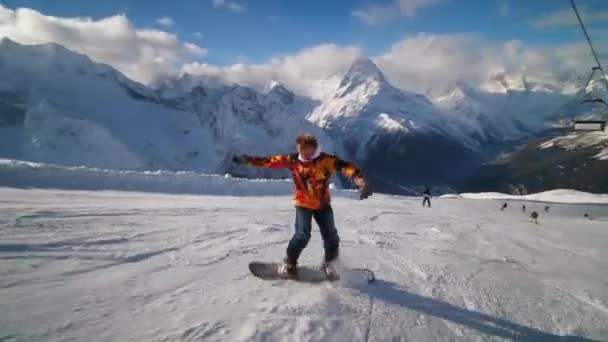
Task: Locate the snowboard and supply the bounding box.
[248,261,375,284]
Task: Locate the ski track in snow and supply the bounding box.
[0,187,607,341]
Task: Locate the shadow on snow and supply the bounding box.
[352,279,598,341]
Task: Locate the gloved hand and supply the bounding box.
[359,184,373,200]
[232,155,247,165]
[354,177,373,200]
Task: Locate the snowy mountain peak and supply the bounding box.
[265,83,295,105]
[156,72,229,94]
[440,80,478,101]
[0,37,113,80]
[336,58,388,94]
[0,37,87,63]
[584,74,608,100]
[331,58,395,103]
[263,80,283,93]
[479,72,562,94]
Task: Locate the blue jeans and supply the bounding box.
[286,205,340,264]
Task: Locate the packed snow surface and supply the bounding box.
[454,189,608,204]
[1,186,607,341]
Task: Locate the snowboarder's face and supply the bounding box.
[297,144,316,161]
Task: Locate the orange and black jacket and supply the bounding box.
[244,153,364,210]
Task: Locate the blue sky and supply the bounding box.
[1,0,607,96]
[2,0,607,65]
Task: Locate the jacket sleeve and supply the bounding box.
[328,155,363,180]
[245,154,292,169]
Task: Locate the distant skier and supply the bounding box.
[530,211,539,225]
[500,202,508,211]
[422,187,432,208]
[544,206,550,213]
[522,204,526,213]
[233,133,372,279]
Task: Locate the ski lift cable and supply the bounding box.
[570,0,608,91]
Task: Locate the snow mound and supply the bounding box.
[437,194,462,199]
[0,158,359,199]
[458,189,608,204]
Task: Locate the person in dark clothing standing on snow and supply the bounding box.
[422,187,431,208]
[530,211,539,225]
[232,133,372,279]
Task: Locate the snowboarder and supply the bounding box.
[422,187,431,208]
[522,204,526,213]
[500,202,508,211]
[233,133,372,279]
[530,211,539,225]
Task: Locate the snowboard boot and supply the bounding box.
[277,258,298,279]
[321,261,340,281]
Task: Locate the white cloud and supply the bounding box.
[398,0,443,17]
[193,31,203,39]
[0,4,596,99]
[0,5,206,84]
[183,44,363,99]
[373,33,594,95]
[499,1,509,17]
[212,0,246,13]
[353,0,443,25]
[184,33,595,98]
[531,7,608,29]
[156,16,174,27]
[352,5,397,26]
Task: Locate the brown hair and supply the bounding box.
[296,133,318,148]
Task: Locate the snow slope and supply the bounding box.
[1,187,607,341]
[0,158,361,199]
[155,79,338,178]
[539,132,608,161]
[0,38,214,171]
[435,81,570,143]
[0,158,292,196]
[534,77,608,161]
[549,74,607,128]
[453,189,608,204]
[0,38,338,176]
[457,74,608,195]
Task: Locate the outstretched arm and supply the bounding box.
[334,158,363,181]
[330,156,372,199]
[234,154,292,169]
